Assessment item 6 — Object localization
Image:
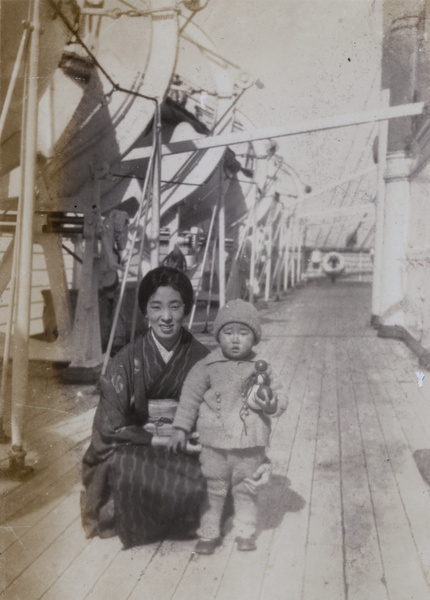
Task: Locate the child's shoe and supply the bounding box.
[235,535,257,551]
[194,537,222,555]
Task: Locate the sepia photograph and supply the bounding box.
[1,0,430,598]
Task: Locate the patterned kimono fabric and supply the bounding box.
[81,328,209,548]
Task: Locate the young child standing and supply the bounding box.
[169,299,285,555]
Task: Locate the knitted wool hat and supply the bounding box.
[213,299,261,344]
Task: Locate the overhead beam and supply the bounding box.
[126,101,426,160]
[301,204,374,220]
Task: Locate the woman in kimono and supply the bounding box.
[81,266,211,547]
[81,266,270,548]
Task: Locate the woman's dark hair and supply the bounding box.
[138,266,194,316]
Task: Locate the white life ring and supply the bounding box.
[322,251,345,275]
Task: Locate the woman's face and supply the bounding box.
[146,286,185,349]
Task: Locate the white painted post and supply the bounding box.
[290,217,296,287]
[9,0,40,471]
[284,219,290,291]
[371,89,390,324]
[249,189,258,304]
[378,151,411,328]
[297,220,303,282]
[276,217,284,297]
[218,173,226,308]
[264,217,273,301]
[150,103,162,269]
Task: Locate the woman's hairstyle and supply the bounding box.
[138,266,194,316]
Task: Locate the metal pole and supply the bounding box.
[264,224,272,301]
[0,214,22,442]
[284,220,290,291]
[188,203,218,330]
[129,101,425,160]
[202,232,218,333]
[249,189,258,304]
[275,218,284,297]
[150,102,162,269]
[102,145,157,374]
[9,0,40,473]
[0,27,30,140]
[218,173,226,308]
[129,194,151,344]
[297,220,303,283]
[290,217,296,287]
[371,89,390,325]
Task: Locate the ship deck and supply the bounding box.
[1,279,430,600]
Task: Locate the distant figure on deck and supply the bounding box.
[322,251,345,283]
[169,299,286,555]
[310,248,322,270]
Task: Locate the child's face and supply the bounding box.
[219,322,254,360]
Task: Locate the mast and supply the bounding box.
[9,0,40,476]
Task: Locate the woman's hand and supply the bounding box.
[168,429,187,453]
[243,461,272,495]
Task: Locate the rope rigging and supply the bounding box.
[47,0,159,105]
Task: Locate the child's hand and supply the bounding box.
[168,429,187,453]
[248,386,278,414]
[255,389,278,414]
[243,462,272,494]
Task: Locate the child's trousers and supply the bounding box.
[198,445,266,540]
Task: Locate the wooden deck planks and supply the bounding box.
[83,542,162,600]
[38,533,123,600]
[259,338,327,600]
[0,466,82,556]
[353,336,430,600]
[171,539,235,600]
[302,338,344,600]
[3,516,87,600]
[1,282,430,599]
[337,337,387,600]
[0,491,81,596]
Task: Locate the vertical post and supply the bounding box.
[264,215,273,301]
[249,189,258,304]
[9,0,40,474]
[290,216,296,287]
[378,151,410,329]
[218,171,226,308]
[188,203,218,330]
[276,217,284,298]
[371,89,390,325]
[70,175,103,368]
[0,27,30,140]
[0,237,19,442]
[283,219,290,291]
[150,102,162,269]
[297,219,303,283]
[203,232,218,333]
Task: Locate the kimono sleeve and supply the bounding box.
[92,356,152,453]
